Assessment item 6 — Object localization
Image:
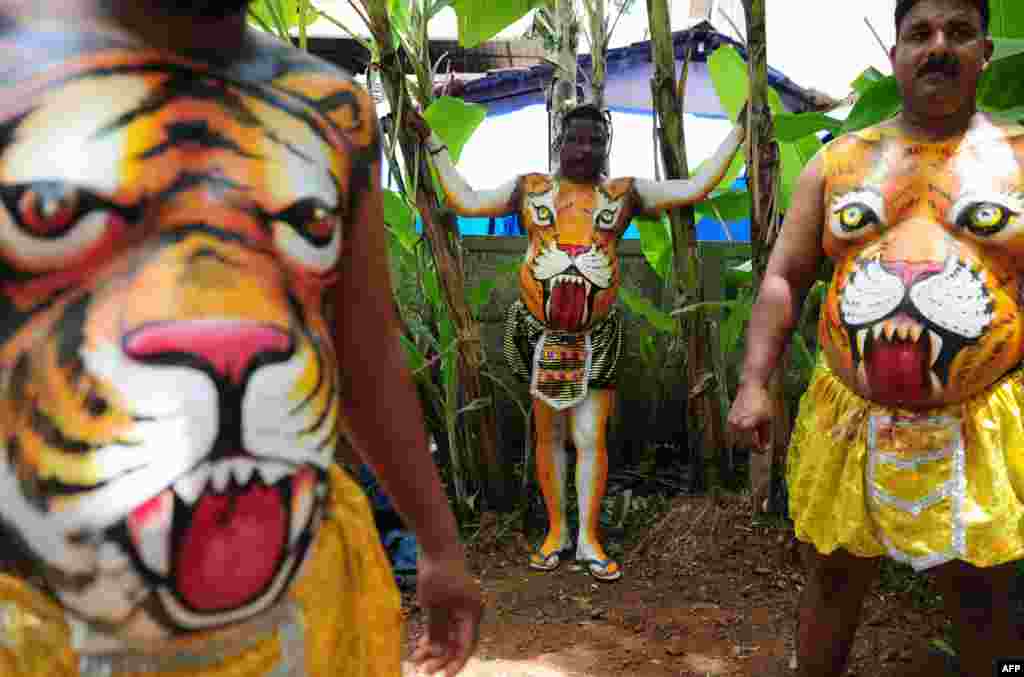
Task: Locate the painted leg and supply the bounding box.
[529,397,572,571]
[794,545,878,676]
[931,559,1022,677]
[569,389,620,581]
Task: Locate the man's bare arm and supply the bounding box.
[739,154,826,388]
[423,130,518,217]
[633,124,744,211]
[335,154,462,561]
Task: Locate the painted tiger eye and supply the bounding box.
[19,184,79,236]
[970,203,1006,231]
[841,205,864,228]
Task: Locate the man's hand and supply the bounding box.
[406,109,432,144]
[410,551,484,676]
[727,381,773,454]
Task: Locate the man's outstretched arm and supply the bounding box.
[633,121,745,212]
[727,154,826,450]
[335,146,482,675]
[407,110,518,218]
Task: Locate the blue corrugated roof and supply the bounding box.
[460,20,811,109]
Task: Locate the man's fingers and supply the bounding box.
[444,613,478,675]
[751,423,772,454]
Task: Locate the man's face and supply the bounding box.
[890,0,993,119]
[559,117,606,183]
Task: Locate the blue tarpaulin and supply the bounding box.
[356,465,418,588]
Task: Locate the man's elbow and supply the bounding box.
[755,273,802,330]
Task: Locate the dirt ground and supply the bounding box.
[401,494,958,677]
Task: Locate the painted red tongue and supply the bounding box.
[867,339,930,404]
[549,282,586,331]
[175,482,287,612]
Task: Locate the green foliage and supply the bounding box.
[840,75,902,134]
[634,214,673,280]
[851,66,885,95]
[619,285,678,334]
[708,45,820,210]
[247,0,317,40]
[979,52,1024,111]
[423,97,488,163]
[449,0,550,48]
[992,37,1024,60]
[773,111,841,142]
[990,0,1024,39]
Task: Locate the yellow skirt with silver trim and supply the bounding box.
[0,464,402,676]
[788,359,1024,571]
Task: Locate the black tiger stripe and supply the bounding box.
[56,293,90,382]
[300,338,335,436]
[30,404,93,454]
[137,120,258,161]
[150,171,249,209]
[290,335,327,415]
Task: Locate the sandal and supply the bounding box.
[579,557,622,582]
[528,546,568,571]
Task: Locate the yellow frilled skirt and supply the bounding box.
[788,360,1024,571]
[0,465,402,676]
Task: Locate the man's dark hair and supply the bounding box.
[557,103,612,151]
[895,0,989,36]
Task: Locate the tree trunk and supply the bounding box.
[647,0,726,492]
[742,0,785,513]
[366,5,510,510]
[587,0,607,112]
[549,0,579,172]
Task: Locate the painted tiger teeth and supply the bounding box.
[173,463,211,505]
[229,458,256,486]
[873,323,884,339]
[909,324,923,342]
[930,370,943,394]
[883,320,897,340]
[290,471,316,549]
[928,331,943,367]
[211,463,232,492]
[856,329,868,356]
[127,489,173,577]
[258,462,291,485]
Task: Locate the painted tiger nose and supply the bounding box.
[882,260,945,287]
[558,244,590,258]
[124,320,293,383]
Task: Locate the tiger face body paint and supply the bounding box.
[0,23,398,667]
[819,114,1024,409]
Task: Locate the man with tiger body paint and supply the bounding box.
[728,0,1024,675]
[0,1,483,676]
[408,103,745,582]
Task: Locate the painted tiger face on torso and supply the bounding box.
[819,114,1024,409]
[0,26,376,645]
[518,173,633,332]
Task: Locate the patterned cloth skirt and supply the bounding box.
[503,300,622,410]
[788,357,1024,571]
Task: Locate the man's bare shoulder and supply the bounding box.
[238,30,379,157]
[602,177,634,199]
[521,173,553,194]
